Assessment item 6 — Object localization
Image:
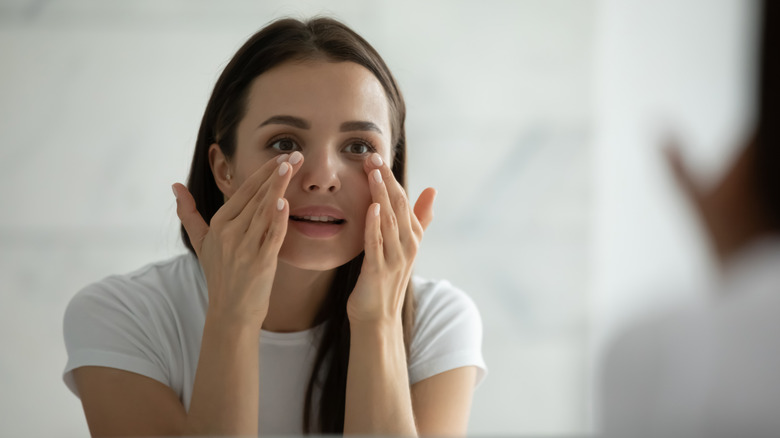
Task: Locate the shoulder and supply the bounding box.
[408,276,486,386]
[599,304,714,434]
[411,276,480,325]
[63,253,204,395]
[66,253,203,318]
[63,252,205,359]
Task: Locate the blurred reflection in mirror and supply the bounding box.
[599,1,780,436]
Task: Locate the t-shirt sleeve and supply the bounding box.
[62,278,171,397]
[407,278,488,388]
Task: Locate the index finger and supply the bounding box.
[364,153,417,241]
[213,152,302,224]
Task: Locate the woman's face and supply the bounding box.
[216,60,394,271]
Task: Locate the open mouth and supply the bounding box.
[289,215,346,225]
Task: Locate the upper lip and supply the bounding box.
[289,205,346,220]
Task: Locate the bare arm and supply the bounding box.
[72,153,303,436]
[411,366,477,436]
[73,317,261,437]
[344,320,477,436]
[345,153,480,435]
[73,367,187,437]
[344,320,416,435]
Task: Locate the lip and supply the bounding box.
[288,204,346,239]
[289,205,346,220]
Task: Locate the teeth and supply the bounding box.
[302,215,337,222]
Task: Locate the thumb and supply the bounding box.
[172,183,209,256]
[413,187,437,232]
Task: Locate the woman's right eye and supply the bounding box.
[268,138,300,153]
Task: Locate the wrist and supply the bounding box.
[349,317,405,346]
[347,316,409,389]
[347,298,404,332]
[204,307,266,337]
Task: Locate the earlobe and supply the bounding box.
[208,143,234,196]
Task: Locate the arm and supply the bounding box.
[72,153,303,436]
[345,152,444,435]
[411,366,477,436]
[345,320,477,437]
[345,320,416,435]
[73,317,261,437]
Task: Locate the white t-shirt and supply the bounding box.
[599,237,780,437]
[63,253,487,434]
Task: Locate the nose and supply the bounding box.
[298,148,341,193]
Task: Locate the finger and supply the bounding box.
[413,187,436,235]
[365,153,414,244]
[173,183,209,256]
[233,152,303,233]
[213,151,302,224]
[244,160,296,252]
[257,197,289,263]
[363,203,383,266]
[368,167,402,262]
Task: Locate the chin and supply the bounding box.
[277,243,361,272]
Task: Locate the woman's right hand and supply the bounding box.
[172,152,303,327]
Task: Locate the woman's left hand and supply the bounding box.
[347,153,436,326]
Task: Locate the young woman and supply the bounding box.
[63,17,486,436]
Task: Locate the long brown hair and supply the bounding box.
[180,17,416,433]
[755,0,780,229]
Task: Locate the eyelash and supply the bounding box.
[343,137,377,155]
[266,136,301,153]
[265,136,377,156]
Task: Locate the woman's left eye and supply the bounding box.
[343,141,374,155]
[269,138,301,153]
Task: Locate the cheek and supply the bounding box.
[231,143,276,184]
[232,157,274,192]
[347,171,373,209]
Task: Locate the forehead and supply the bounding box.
[243,60,391,138]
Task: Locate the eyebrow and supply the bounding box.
[258,115,383,135]
[340,120,383,135]
[258,115,310,130]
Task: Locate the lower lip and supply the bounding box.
[290,219,344,238]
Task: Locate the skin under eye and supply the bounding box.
[343,140,376,155]
[268,137,301,153]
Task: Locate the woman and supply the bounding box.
[62,17,486,436]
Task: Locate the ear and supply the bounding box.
[208,143,235,197]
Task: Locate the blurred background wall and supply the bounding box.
[0,0,755,435]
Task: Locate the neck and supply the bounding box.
[262,261,335,333]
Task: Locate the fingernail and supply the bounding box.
[279,162,290,176]
[277,198,284,211]
[289,151,302,165]
[372,169,382,183]
[374,203,380,216]
[277,154,290,164]
[371,153,383,167]
[171,184,178,199]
